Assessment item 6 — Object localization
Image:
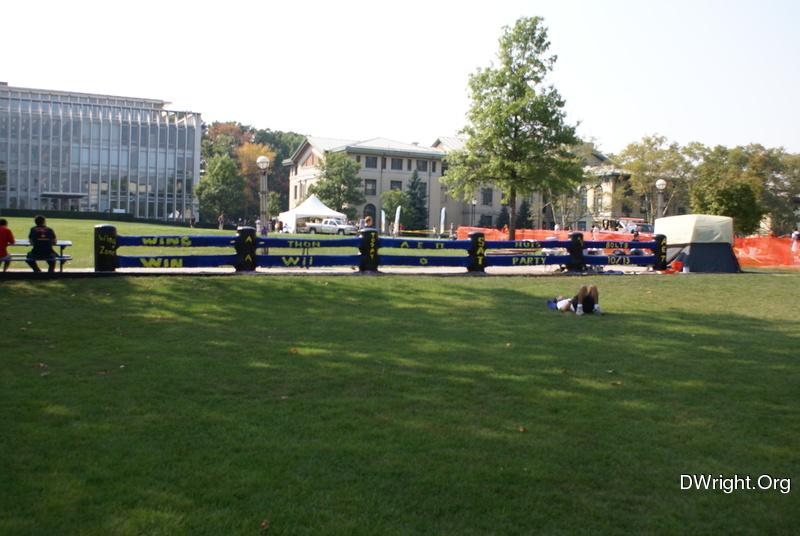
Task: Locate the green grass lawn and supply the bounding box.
[1,271,798,535]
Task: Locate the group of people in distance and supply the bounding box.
[0,215,59,273]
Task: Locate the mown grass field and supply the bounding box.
[1,263,798,534]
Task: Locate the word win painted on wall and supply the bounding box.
[139,258,185,268]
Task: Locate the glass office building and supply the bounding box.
[0,83,201,220]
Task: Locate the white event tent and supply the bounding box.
[278,194,346,233]
[654,214,740,273]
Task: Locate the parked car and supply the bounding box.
[304,218,358,235]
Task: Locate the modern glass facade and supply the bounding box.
[0,83,201,220]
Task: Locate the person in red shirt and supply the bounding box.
[26,215,57,273]
[0,218,15,272]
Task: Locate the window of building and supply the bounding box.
[363,204,377,224]
[407,159,412,171]
[481,187,493,206]
[365,156,377,168]
[365,179,377,195]
[356,155,361,163]
[391,158,403,170]
[432,162,437,173]
[381,157,386,169]
[416,160,428,172]
[390,180,402,190]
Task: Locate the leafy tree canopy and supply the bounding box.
[200,123,305,218]
[202,122,254,160]
[442,16,585,240]
[195,154,247,221]
[690,144,769,235]
[380,189,411,229]
[308,152,365,221]
[615,134,694,220]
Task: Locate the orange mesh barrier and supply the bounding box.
[734,237,800,270]
[456,227,642,243]
[456,228,800,270]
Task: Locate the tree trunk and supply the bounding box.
[508,187,517,241]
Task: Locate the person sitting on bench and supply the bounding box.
[26,215,58,273]
[0,218,15,272]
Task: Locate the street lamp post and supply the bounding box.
[257,156,270,233]
[655,179,667,222]
[471,197,477,227]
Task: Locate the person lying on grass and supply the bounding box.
[547,284,604,315]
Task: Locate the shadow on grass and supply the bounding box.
[1,276,797,535]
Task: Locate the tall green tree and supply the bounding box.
[756,149,799,234]
[516,198,533,229]
[201,122,253,161]
[495,205,510,229]
[308,152,365,221]
[441,16,584,240]
[380,188,411,229]
[615,135,694,220]
[195,154,247,221]
[690,145,767,235]
[405,170,428,230]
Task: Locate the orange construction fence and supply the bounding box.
[456,227,650,243]
[734,236,800,270]
[456,227,800,270]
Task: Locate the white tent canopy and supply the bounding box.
[655,214,740,273]
[278,194,346,233]
[655,214,734,245]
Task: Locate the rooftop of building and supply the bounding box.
[0,82,178,110]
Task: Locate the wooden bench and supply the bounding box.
[7,240,74,272]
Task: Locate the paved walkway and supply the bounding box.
[111,265,652,276]
[4,265,653,277]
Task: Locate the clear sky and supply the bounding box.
[5,0,799,155]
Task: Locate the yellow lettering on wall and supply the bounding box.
[281,256,314,266]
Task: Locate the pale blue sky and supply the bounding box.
[5,0,799,154]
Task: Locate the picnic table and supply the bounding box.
[8,240,74,272]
